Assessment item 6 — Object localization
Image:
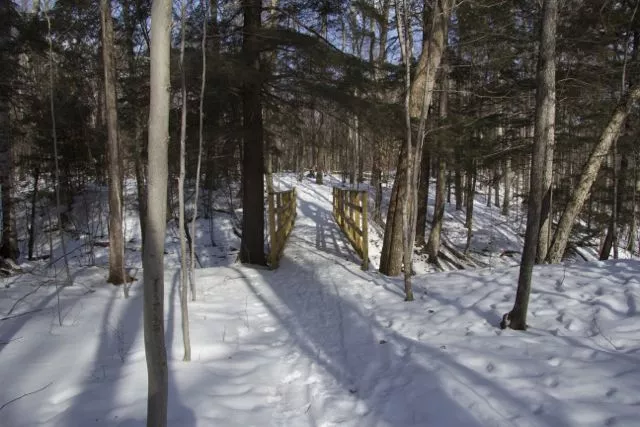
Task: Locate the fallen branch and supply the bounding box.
[1,308,44,321]
[7,282,49,316]
[0,382,53,412]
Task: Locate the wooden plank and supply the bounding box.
[361,192,368,270]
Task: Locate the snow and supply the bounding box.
[1,175,640,426]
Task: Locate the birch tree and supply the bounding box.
[143,0,171,423]
[178,0,191,362]
[189,0,208,302]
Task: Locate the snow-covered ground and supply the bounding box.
[1,175,640,426]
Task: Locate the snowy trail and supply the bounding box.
[1,175,640,426]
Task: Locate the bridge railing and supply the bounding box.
[332,187,369,270]
[267,188,297,269]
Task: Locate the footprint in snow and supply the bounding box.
[543,377,559,388]
[547,356,561,367]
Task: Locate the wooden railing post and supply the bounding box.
[361,192,368,270]
[268,191,277,267]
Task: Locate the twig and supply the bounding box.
[1,309,44,321]
[0,382,53,412]
[7,282,49,316]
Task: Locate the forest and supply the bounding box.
[1,0,640,426]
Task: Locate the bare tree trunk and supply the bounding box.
[628,153,638,253]
[546,84,640,263]
[425,71,449,261]
[464,162,476,254]
[101,0,126,285]
[493,165,500,208]
[379,146,406,276]
[454,153,463,210]
[123,0,147,251]
[537,88,556,262]
[0,2,14,262]
[426,156,446,262]
[396,0,415,300]
[45,10,72,286]
[415,145,431,246]
[178,0,191,362]
[240,0,266,266]
[502,0,557,331]
[190,0,208,302]
[28,167,40,260]
[502,157,511,216]
[143,0,171,423]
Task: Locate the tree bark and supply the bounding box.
[426,156,446,262]
[503,0,557,331]
[502,157,511,216]
[101,0,126,285]
[143,0,171,423]
[190,0,208,302]
[546,84,640,263]
[415,146,431,246]
[240,0,266,265]
[379,146,406,276]
[177,0,191,362]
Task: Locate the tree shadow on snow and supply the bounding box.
[49,270,195,427]
[233,199,566,426]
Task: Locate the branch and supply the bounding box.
[0,382,53,412]
[1,309,44,321]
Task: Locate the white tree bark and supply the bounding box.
[190,0,208,302]
[178,0,192,362]
[143,0,171,423]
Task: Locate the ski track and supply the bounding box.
[0,174,639,426]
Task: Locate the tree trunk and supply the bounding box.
[537,86,557,263]
[101,0,126,285]
[0,3,13,261]
[627,153,638,253]
[493,165,500,208]
[454,152,463,210]
[379,146,406,276]
[503,0,557,331]
[425,156,446,262]
[190,0,208,302]
[415,145,431,246]
[464,163,476,254]
[27,167,40,260]
[546,84,640,263]
[123,0,147,251]
[502,158,511,216]
[240,0,266,266]
[143,0,171,424]
[177,0,191,362]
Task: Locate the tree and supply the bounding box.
[177,0,192,362]
[546,83,640,264]
[101,0,127,285]
[143,0,171,423]
[0,1,17,262]
[239,0,266,266]
[502,0,557,331]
